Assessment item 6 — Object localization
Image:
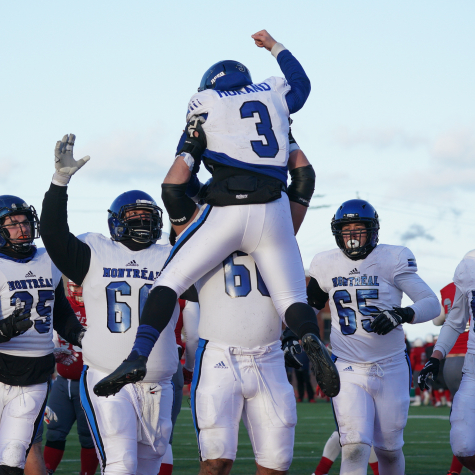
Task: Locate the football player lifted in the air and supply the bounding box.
[178,133,308,475]
[306,199,439,475]
[40,137,181,474]
[419,251,475,474]
[95,29,340,403]
[0,195,85,474]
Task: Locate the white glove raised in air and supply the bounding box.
[52,134,90,186]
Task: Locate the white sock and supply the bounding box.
[322,431,342,462]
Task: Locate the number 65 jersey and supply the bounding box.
[309,244,418,363]
[77,233,179,383]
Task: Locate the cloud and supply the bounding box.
[430,128,475,167]
[0,157,16,182]
[400,224,434,244]
[80,124,178,183]
[334,126,426,149]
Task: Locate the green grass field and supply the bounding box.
[53,400,460,474]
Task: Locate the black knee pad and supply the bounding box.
[140,286,178,332]
[285,302,320,340]
[0,466,24,475]
[45,439,66,451]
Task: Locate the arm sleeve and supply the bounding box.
[52,282,84,345]
[394,272,440,323]
[307,277,329,310]
[40,184,91,285]
[182,301,200,371]
[275,50,311,114]
[433,286,470,357]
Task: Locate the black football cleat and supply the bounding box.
[93,356,148,397]
[302,333,340,398]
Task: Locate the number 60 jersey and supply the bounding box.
[76,233,179,382]
[309,244,419,363]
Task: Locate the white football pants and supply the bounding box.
[332,352,411,451]
[0,381,48,468]
[80,366,173,475]
[191,339,296,471]
[450,353,475,457]
[155,195,307,321]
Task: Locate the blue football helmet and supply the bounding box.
[108,190,163,244]
[198,60,252,92]
[331,199,379,260]
[0,195,40,252]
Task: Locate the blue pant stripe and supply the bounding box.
[405,349,413,393]
[79,366,106,467]
[163,205,212,270]
[190,338,208,460]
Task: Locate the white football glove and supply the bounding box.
[53,347,79,366]
[44,406,58,424]
[53,134,90,186]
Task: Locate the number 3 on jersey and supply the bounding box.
[106,282,152,333]
[240,101,279,158]
[333,289,380,335]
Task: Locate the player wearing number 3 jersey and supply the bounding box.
[307,199,439,475]
[40,137,180,474]
[96,30,339,403]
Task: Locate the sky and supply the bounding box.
[1,1,474,340]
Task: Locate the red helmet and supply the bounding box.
[67,280,84,307]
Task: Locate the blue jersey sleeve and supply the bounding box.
[276,50,311,114]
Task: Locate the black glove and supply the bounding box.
[370,307,415,335]
[0,300,33,342]
[418,357,440,390]
[177,116,207,161]
[282,328,303,369]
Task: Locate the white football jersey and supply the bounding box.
[453,250,475,355]
[309,244,418,363]
[77,233,178,383]
[0,248,62,357]
[195,252,281,347]
[186,77,291,182]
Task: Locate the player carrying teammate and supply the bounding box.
[419,251,475,474]
[0,195,85,474]
[307,199,439,475]
[40,137,181,474]
[95,29,339,402]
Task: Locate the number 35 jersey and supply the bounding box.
[186,77,291,183]
[0,248,62,357]
[309,244,418,363]
[195,252,281,348]
[77,233,179,383]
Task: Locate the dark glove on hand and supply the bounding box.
[0,299,33,342]
[418,357,440,390]
[177,116,207,161]
[282,329,303,369]
[370,306,414,335]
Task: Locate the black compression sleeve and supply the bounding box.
[180,285,198,303]
[307,277,329,310]
[41,184,91,285]
[140,286,178,333]
[52,282,84,345]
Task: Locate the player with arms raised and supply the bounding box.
[40,137,180,474]
[307,199,439,475]
[96,30,339,402]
